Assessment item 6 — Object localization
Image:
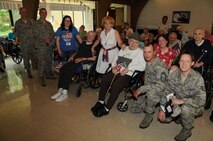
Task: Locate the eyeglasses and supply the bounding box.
[65,20,71,22]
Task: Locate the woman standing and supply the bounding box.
[155,35,176,69]
[92,16,124,74]
[55,15,82,62]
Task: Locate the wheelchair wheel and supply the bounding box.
[87,62,101,89]
[117,102,128,112]
[11,46,22,64]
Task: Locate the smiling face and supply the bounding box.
[194,29,205,43]
[102,16,114,32]
[103,20,113,31]
[179,54,194,73]
[86,31,96,43]
[158,36,168,48]
[143,44,156,62]
[64,17,71,28]
[39,9,47,20]
[128,38,140,50]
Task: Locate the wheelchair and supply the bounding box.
[0,37,22,64]
[71,61,101,97]
[116,70,145,112]
[74,61,113,97]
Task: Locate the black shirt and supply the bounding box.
[74,41,94,59]
[182,39,212,67]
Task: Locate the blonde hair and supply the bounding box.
[102,16,115,26]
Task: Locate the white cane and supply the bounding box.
[105,74,117,95]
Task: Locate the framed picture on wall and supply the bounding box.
[172,11,190,24]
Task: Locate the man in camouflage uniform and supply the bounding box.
[33,8,55,86]
[158,51,206,141]
[14,7,36,78]
[134,43,168,128]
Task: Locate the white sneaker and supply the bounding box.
[51,92,62,100]
[55,94,68,102]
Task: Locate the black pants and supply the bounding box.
[58,61,80,90]
[99,72,131,110]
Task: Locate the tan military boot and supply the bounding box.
[139,113,153,129]
[175,127,192,141]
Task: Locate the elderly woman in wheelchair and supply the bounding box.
[91,32,146,117]
[51,31,96,102]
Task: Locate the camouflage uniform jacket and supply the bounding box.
[14,18,35,47]
[160,68,206,108]
[34,19,55,46]
[139,57,168,93]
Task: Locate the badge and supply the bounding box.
[66,42,71,46]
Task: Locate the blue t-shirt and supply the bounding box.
[56,27,79,52]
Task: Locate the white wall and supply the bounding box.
[137,0,213,36]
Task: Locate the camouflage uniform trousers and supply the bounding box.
[131,89,163,114]
[20,45,36,70]
[179,104,196,130]
[131,91,162,114]
[177,104,203,129]
[35,45,53,78]
[145,89,162,114]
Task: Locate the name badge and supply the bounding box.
[66,42,71,46]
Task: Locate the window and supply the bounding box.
[51,11,63,31]
[0,9,11,37]
[73,11,83,30]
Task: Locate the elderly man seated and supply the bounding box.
[91,32,146,117]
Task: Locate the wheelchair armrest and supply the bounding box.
[125,70,145,92]
[131,70,144,77]
[81,60,94,64]
[81,60,96,71]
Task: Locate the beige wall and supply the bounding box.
[115,7,124,26]
[137,0,213,36]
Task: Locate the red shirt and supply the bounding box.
[155,45,176,66]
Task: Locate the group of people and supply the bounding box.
[8,7,213,141]
[13,7,84,87]
[52,14,212,141]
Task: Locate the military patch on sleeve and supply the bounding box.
[160,72,167,82]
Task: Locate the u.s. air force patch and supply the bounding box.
[161,72,167,82]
